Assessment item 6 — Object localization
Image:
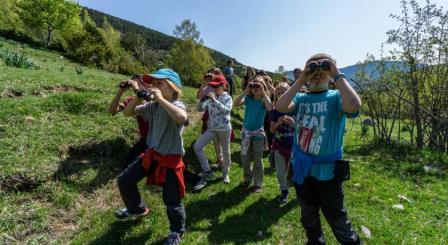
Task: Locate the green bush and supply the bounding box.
[0,49,40,69]
[75,65,84,75]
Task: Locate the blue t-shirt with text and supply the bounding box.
[292,90,359,180]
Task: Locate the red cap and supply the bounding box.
[142,74,152,84]
[207,74,227,86]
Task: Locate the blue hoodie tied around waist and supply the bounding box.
[291,141,342,185]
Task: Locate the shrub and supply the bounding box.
[75,65,84,75]
[0,49,40,69]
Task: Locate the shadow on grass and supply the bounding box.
[231,150,242,166]
[52,137,129,193]
[186,185,297,244]
[183,140,202,173]
[186,186,248,230]
[208,197,297,244]
[89,219,154,245]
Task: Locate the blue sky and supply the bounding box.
[78,0,447,72]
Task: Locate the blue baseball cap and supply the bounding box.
[148,68,182,88]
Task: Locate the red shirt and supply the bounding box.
[122,96,149,139]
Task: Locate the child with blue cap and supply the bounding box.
[117,68,187,245]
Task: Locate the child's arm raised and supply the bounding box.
[122,81,144,117]
[276,77,306,113]
[270,115,283,133]
[261,86,273,112]
[234,87,250,107]
[107,88,126,115]
[328,61,362,113]
[151,88,188,125]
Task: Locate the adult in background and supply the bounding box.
[223,60,235,96]
[292,68,303,84]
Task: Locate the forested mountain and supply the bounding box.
[86,8,245,75]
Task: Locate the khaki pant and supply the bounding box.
[274,150,289,191]
[241,139,265,187]
[194,130,231,174]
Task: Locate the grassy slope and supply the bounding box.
[0,38,447,244]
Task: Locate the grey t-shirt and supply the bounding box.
[135,100,186,155]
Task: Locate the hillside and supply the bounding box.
[0,38,447,244]
[86,8,246,76]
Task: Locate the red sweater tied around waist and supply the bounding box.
[140,149,186,198]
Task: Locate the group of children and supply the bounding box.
[109,53,362,245]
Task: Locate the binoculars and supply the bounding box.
[308,60,331,72]
[136,89,155,101]
[119,81,132,89]
[248,82,261,88]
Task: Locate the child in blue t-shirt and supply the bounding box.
[276,53,362,245]
[234,76,273,193]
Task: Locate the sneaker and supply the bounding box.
[164,232,182,245]
[278,190,289,204]
[115,207,149,220]
[223,173,230,184]
[192,178,207,192]
[201,170,215,180]
[251,186,262,193]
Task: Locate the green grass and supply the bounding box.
[0,37,447,244]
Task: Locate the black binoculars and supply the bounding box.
[119,81,132,89]
[248,82,261,88]
[308,60,331,72]
[136,89,155,101]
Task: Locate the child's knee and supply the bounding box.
[193,141,202,152]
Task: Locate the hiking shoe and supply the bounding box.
[192,178,207,192]
[115,207,149,220]
[223,173,230,184]
[278,190,289,204]
[201,170,215,180]
[251,186,262,193]
[164,232,182,245]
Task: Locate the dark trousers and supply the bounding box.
[117,157,186,233]
[227,77,234,96]
[294,177,360,245]
[124,138,148,167]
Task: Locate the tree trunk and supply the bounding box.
[411,70,424,149]
[46,27,53,48]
